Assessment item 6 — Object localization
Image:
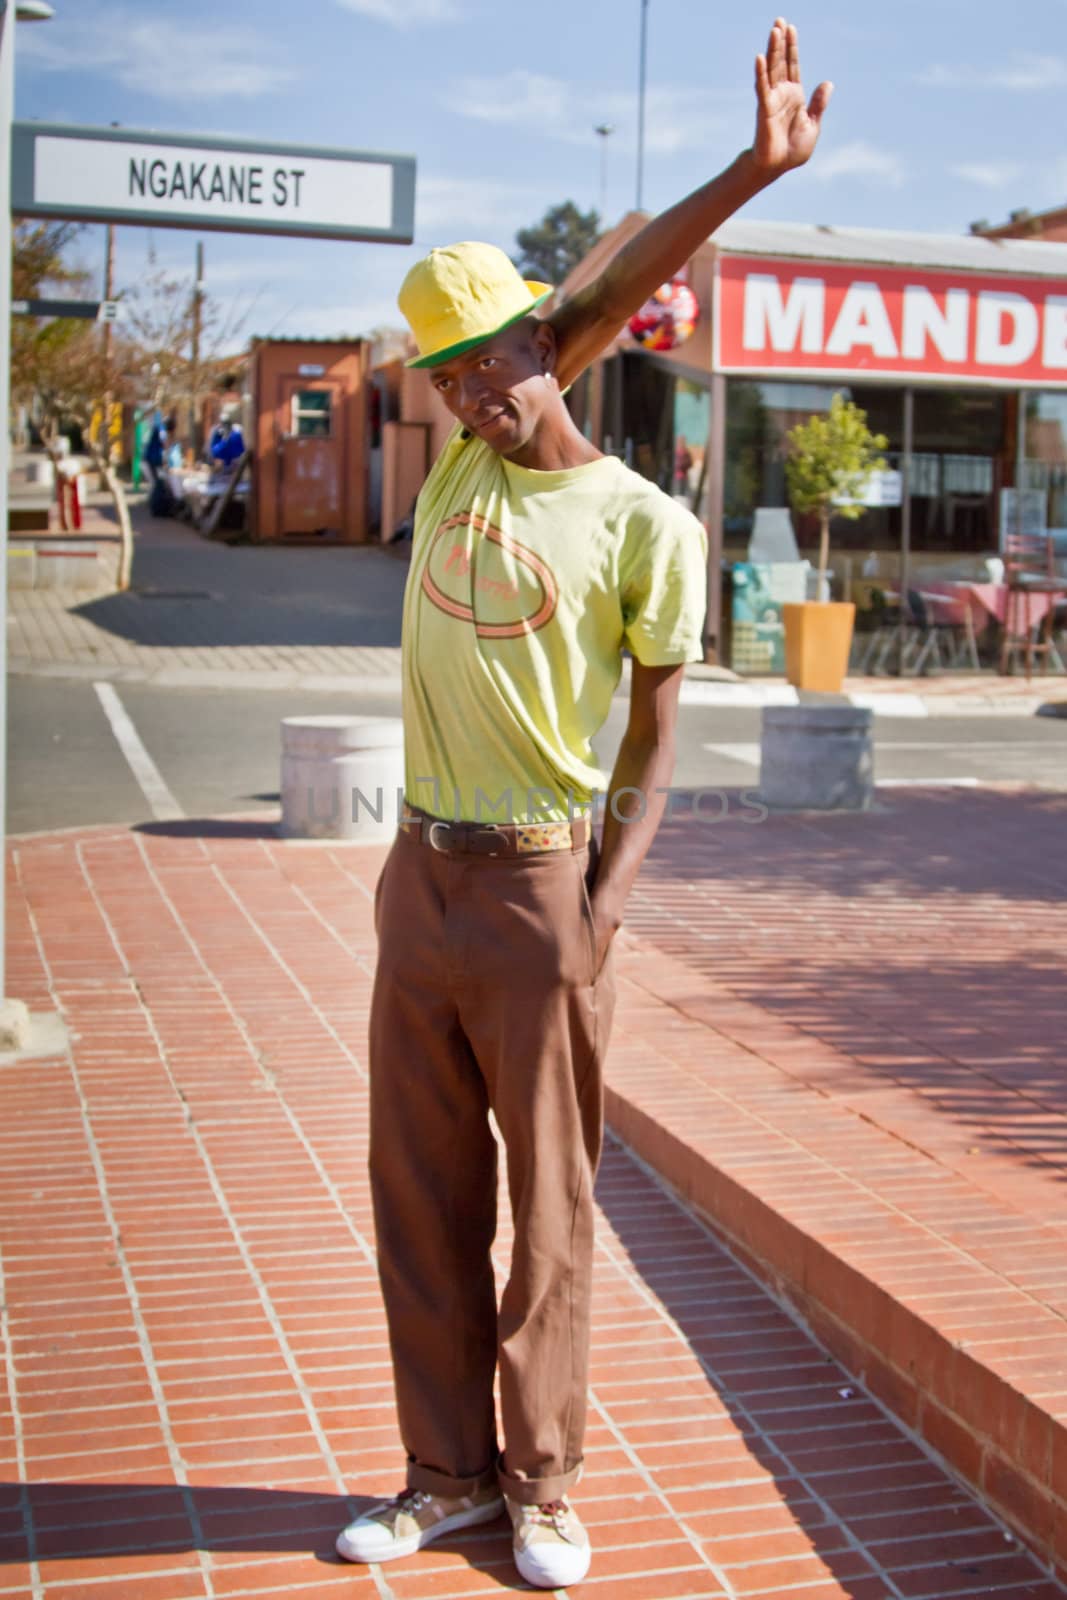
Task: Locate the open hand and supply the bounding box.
[753,17,833,175]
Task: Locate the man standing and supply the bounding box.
[337,20,831,1589]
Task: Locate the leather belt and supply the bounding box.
[400,803,590,857]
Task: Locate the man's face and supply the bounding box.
[429,320,551,457]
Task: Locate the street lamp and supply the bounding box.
[636,0,648,210]
[0,0,55,1047]
[594,123,613,224]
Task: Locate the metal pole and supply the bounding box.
[190,239,203,455]
[704,371,726,663]
[0,3,16,1009]
[894,386,914,676]
[636,0,648,210]
[102,222,114,462]
[1015,387,1026,539]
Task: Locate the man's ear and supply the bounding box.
[530,318,558,377]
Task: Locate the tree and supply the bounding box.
[11,221,86,410]
[514,202,600,286]
[784,394,888,599]
[120,255,253,436]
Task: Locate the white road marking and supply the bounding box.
[876,776,981,788]
[702,742,761,765]
[679,682,799,707]
[93,682,185,821]
[849,693,929,717]
[702,742,991,791]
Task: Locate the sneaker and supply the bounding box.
[335,1482,503,1563]
[506,1494,591,1589]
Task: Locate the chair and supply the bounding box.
[999,532,1066,678]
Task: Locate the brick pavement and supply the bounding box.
[615,786,1067,1585]
[8,498,406,687]
[3,816,1066,1598]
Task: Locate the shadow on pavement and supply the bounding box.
[0,1484,359,1565]
[136,818,281,840]
[593,1137,1021,1598]
[629,787,1067,1186]
[70,505,407,651]
[0,1482,526,1587]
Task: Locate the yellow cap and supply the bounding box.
[398,241,554,369]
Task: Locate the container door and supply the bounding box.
[276,378,343,534]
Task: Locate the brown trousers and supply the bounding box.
[368,826,615,1506]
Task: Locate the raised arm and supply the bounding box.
[549,17,833,390]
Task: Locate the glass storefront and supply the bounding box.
[724,377,1016,558]
[575,354,1067,563]
[1023,391,1067,547]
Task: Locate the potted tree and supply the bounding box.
[782,393,888,692]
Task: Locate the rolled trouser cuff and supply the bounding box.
[406,1457,500,1499]
[497,1455,583,1506]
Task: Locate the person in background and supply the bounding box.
[142,412,167,490]
[165,422,184,472]
[673,433,694,500]
[209,407,246,469]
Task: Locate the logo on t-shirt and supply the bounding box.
[421,511,559,639]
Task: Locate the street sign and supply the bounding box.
[11,122,416,244]
[12,297,101,318]
[11,296,117,319]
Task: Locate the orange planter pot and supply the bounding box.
[782,601,856,693]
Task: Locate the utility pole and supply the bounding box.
[190,239,203,455]
[636,0,649,210]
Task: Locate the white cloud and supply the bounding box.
[919,55,1067,91]
[19,10,295,99]
[810,141,904,187]
[333,0,460,24]
[948,162,1023,190]
[441,70,723,156]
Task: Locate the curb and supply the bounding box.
[11,655,1066,718]
[604,1036,1067,1589]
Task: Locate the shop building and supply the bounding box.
[249,338,370,542]
[560,217,1067,662]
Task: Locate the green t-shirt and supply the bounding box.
[401,426,707,823]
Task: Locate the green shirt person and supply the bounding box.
[337,18,832,1591]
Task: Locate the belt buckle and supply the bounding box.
[427,820,453,852]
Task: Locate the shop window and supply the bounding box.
[724,377,1010,557]
[291,390,332,438]
[1023,392,1067,539]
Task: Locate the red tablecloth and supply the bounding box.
[920,581,1065,632]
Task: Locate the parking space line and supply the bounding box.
[93,682,185,822]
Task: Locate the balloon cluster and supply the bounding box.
[627,279,700,351]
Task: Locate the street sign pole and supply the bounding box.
[0,3,18,1035]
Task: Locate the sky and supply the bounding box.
[14,0,1067,355]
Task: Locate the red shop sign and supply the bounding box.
[715,252,1067,385]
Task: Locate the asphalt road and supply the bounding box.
[9,673,1067,835]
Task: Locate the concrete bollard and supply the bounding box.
[759,705,873,812]
[280,716,404,841]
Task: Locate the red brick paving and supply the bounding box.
[1,813,1064,1596]
[614,786,1067,1585]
